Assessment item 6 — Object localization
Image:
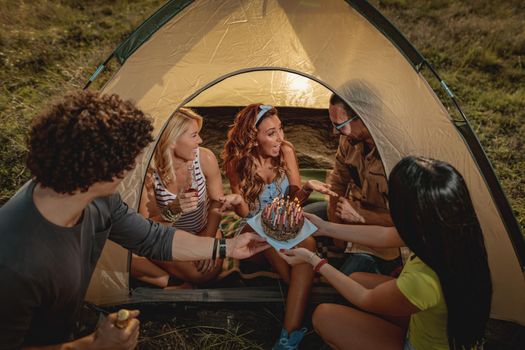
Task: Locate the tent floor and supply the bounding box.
[130,285,343,304]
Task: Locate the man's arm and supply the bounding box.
[109,194,268,262]
[22,311,140,350]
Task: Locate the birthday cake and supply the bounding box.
[261,196,304,241]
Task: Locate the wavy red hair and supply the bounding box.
[221,103,287,210]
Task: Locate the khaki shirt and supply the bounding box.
[329,136,399,260]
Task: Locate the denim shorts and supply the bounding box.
[339,252,402,276]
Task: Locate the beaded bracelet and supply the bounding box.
[313,258,328,273]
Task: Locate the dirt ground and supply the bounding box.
[97,301,525,350]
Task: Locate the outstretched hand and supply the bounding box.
[218,194,244,212]
[278,247,314,266]
[305,180,338,197]
[227,232,270,259]
[303,212,329,237]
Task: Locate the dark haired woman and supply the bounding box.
[221,104,337,349]
[280,156,492,349]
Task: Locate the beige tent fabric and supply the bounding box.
[86,0,525,325]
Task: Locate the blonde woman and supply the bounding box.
[131,108,240,287]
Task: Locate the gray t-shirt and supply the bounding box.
[0,181,175,348]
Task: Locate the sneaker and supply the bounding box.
[272,328,290,350]
[287,327,308,349]
[272,327,307,350]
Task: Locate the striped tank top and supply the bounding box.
[152,148,208,234]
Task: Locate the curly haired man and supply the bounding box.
[0,91,269,349]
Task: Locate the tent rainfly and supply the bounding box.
[84,0,525,325]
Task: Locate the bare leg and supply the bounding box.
[153,258,222,286]
[284,236,316,332]
[130,255,169,288]
[264,247,291,284]
[265,236,316,332]
[131,255,222,287]
[313,303,405,350]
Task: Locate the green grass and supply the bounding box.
[1,0,523,234]
[0,0,164,203]
[371,0,525,230]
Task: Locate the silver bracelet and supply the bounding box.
[307,252,318,265]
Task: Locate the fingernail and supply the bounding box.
[279,249,285,252]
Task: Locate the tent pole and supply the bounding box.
[83,53,115,90]
[424,62,525,270]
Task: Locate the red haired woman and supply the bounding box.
[222,104,336,349]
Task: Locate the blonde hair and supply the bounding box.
[152,108,203,185]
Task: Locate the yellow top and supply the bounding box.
[397,256,449,350]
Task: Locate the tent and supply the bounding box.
[84,0,525,325]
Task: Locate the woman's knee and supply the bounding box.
[312,303,335,334]
[183,269,214,285]
[265,248,292,284]
[299,236,317,251]
[349,272,364,281]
